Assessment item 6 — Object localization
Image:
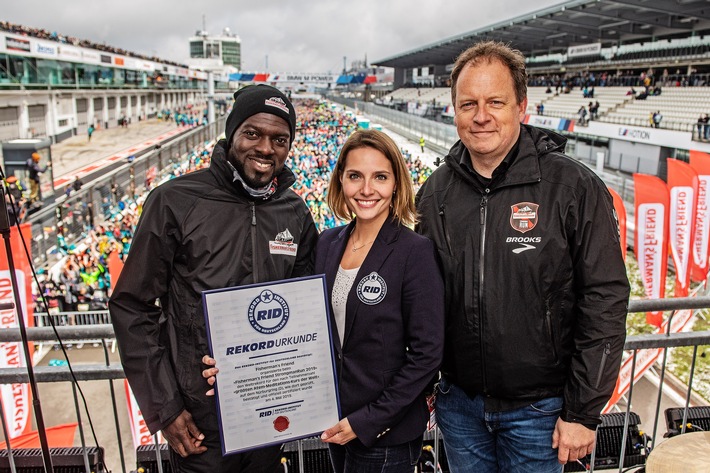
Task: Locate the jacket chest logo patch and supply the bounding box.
[269,228,298,256]
[510,202,539,234]
[356,272,387,305]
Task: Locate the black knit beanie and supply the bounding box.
[224,85,297,146]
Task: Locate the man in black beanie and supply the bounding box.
[110,84,317,473]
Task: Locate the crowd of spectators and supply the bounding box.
[528,67,709,90]
[31,100,434,316]
[0,20,188,69]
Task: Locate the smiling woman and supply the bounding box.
[313,129,444,473]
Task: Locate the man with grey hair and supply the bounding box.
[416,41,629,472]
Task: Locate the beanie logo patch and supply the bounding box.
[265,97,290,114]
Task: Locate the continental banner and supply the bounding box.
[633,174,669,327]
[666,159,698,297]
[0,223,34,439]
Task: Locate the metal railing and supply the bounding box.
[0,297,708,472]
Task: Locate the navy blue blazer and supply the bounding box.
[315,217,444,447]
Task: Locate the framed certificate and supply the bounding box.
[203,275,340,455]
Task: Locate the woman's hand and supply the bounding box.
[201,355,219,396]
[320,417,357,445]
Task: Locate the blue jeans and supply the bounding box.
[436,377,562,473]
[328,436,422,473]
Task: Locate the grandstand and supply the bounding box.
[369,0,710,173]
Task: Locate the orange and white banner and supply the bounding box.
[666,159,699,297]
[689,150,710,282]
[633,174,669,327]
[609,187,627,260]
[0,223,34,439]
[125,380,164,449]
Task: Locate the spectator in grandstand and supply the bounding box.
[703,113,710,140]
[109,85,318,473]
[203,129,444,473]
[590,101,600,120]
[4,177,25,226]
[577,105,588,125]
[415,41,629,472]
[697,115,705,140]
[653,111,663,128]
[25,152,49,203]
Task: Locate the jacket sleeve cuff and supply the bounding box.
[560,408,602,427]
[145,398,185,434]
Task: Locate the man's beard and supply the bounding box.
[228,150,275,189]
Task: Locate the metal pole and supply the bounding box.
[680,346,699,435]
[617,352,637,473]
[0,398,18,473]
[207,72,215,125]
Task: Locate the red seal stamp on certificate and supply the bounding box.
[273,416,290,432]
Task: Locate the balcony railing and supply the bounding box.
[0,297,709,472]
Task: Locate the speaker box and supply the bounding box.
[135,443,171,473]
[665,405,710,437]
[0,447,104,473]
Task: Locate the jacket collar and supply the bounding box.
[324,217,401,351]
[209,139,297,199]
[444,124,567,191]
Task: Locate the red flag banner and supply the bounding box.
[0,223,34,439]
[689,150,710,282]
[633,174,669,327]
[666,159,699,297]
[608,187,627,260]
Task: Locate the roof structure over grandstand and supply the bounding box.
[373,0,710,68]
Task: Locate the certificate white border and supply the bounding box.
[203,275,340,455]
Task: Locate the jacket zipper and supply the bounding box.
[545,301,558,362]
[438,204,454,256]
[479,191,489,393]
[251,202,259,282]
[595,342,612,389]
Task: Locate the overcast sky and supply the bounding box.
[3,0,565,73]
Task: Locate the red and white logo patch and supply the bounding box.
[265,97,289,114]
[510,202,539,233]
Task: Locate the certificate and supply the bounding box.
[203,275,340,455]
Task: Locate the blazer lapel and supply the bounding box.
[342,218,400,347]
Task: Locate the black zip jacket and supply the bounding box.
[109,140,318,434]
[416,125,629,426]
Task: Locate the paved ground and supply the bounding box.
[49,119,183,188]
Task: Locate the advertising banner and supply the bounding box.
[0,223,34,439]
[688,150,710,282]
[633,174,669,327]
[666,159,698,297]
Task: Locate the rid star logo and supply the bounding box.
[510,202,539,234]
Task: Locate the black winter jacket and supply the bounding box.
[109,140,318,433]
[416,125,629,425]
